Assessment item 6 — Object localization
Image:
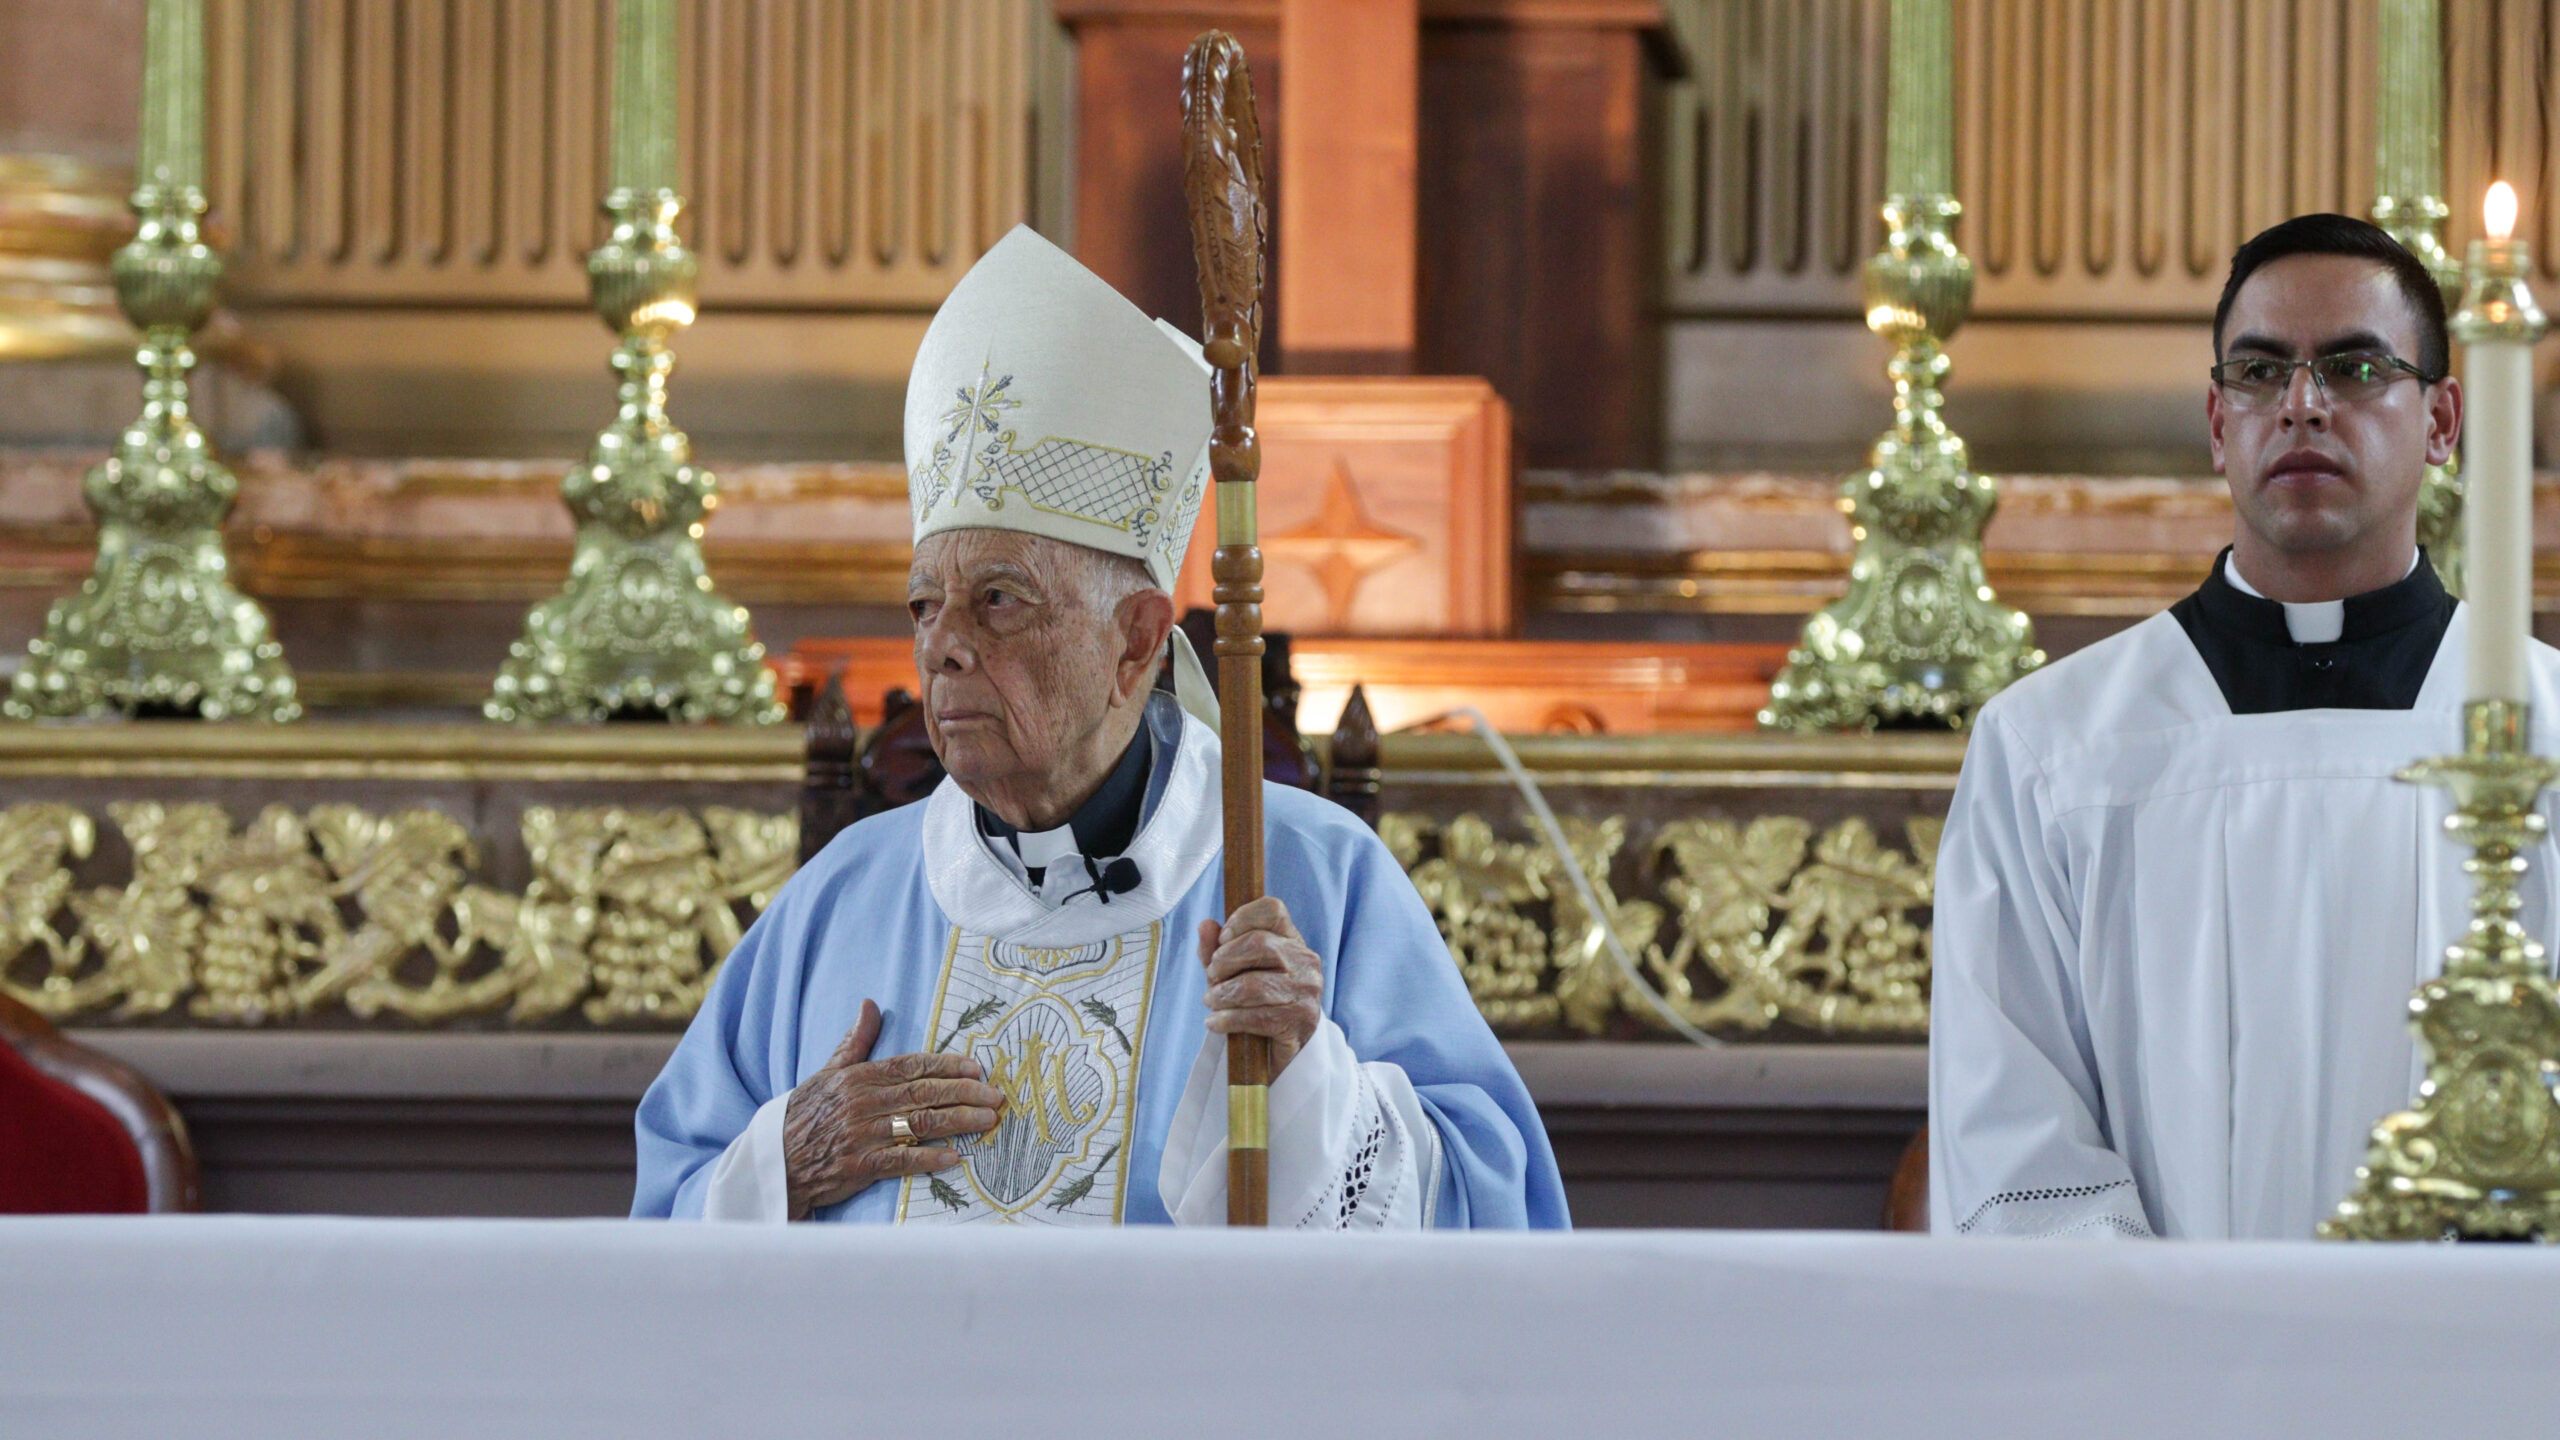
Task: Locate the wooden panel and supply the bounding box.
[1419,18,1662,466]
[1663,0,2560,319]
[206,0,1048,309]
[1172,376,1516,638]
[1060,6,1285,367]
[64,1031,1922,1225]
[1065,1,1670,466]
[1279,0,1419,371]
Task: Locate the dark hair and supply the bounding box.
[2212,213,2451,381]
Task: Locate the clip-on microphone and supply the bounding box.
[1072,854,1142,905]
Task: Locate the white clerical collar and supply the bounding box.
[2222,551,2420,645]
[1015,824,1080,873]
[923,709,1226,947]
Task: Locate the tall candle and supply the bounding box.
[610,0,679,194]
[2458,181,2542,704]
[136,0,206,191]
[1884,0,1953,199]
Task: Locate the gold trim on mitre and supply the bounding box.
[905,226,1214,591]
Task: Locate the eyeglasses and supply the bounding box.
[2209,351,2437,409]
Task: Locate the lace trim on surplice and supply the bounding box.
[1957,1177,2155,1238]
[1293,1067,1406,1231]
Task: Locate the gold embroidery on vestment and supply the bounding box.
[897,922,1160,1225]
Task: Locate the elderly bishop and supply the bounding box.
[635,228,1566,1229]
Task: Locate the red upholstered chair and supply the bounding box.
[0,992,198,1213]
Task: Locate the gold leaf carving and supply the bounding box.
[1385,810,1934,1040]
[0,802,796,1028]
[1402,813,1564,1030]
[0,804,98,1010]
[1,795,1929,1040]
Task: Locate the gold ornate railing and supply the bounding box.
[0,727,1958,1038]
[1665,0,2560,318]
[1386,809,1937,1039]
[0,724,801,1027]
[204,0,1049,310]
[1374,731,1957,1040]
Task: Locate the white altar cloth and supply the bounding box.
[5,1217,2557,1438]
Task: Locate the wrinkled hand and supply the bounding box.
[782,999,1005,1220]
[1197,896,1324,1077]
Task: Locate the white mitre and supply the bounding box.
[906,225,1220,725]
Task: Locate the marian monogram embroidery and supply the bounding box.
[898,924,1161,1225]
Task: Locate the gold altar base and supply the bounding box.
[0,720,1956,1043]
[0,723,800,1028]
[2326,700,2560,1242]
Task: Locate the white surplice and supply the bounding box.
[1930,604,2560,1239]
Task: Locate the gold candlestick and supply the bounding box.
[7,0,298,723]
[2325,700,2560,1241]
[2372,0,2466,596]
[1762,0,2040,732]
[487,0,781,725]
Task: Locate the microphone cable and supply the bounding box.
[1400,706,1724,1050]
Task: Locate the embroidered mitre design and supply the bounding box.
[903,225,1212,590]
[898,924,1163,1225]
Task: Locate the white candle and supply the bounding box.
[2460,181,2541,704]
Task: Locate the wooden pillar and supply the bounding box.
[1057,0,1678,469]
[1056,2,1281,370]
[1278,0,1418,374]
[1417,6,1683,469]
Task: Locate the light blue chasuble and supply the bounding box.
[633,707,1567,1229]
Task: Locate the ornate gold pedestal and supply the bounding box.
[2325,700,2560,1241]
[5,181,297,721]
[484,186,782,725]
[1760,194,2041,731]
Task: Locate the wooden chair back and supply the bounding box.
[1884,1124,1928,1232]
[799,620,1323,859]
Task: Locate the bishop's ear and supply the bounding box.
[1115,587,1177,702]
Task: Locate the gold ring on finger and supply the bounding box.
[889,1114,920,1147]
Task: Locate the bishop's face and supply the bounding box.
[908,530,1149,830]
[2208,254,2461,592]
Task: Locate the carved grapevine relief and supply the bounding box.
[0,799,1931,1038]
[1385,810,1936,1040]
[0,802,794,1026]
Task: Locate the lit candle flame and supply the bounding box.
[2487,180,2519,243]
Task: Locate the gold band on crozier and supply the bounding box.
[1227,1083,1269,1151]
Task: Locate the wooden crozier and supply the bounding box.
[1181,31,1271,1227]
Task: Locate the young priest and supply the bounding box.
[1931,213,2560,1238]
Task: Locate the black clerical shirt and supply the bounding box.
[972,710,1153,882]
[2168,547,2455,714]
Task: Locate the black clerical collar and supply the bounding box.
[2169,546,2454,714]
[974,714,1153,866]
